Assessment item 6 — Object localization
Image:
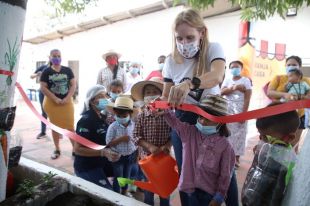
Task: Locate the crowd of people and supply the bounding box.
[29,8,308,206]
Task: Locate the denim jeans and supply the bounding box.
[75,167,112,190]
[142,173,170,206]
[171,110,239,206]
[112,151,137,193]
[188,188,214,206]
[38,91,47,134]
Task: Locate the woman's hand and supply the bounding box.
[168,81,190,107]
[61,97,70,104]
[160,144,171,154]
[54,97,62,104]
[232,84,246,93]
[102,148,121,162]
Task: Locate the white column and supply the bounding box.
[0,0,27,201]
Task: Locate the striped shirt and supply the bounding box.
[106,120,137,156]
[133,109,171,157]
[96,66,127,90]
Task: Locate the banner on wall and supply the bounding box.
[238,21,286,107]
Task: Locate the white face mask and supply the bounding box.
[176,40,200,58]
[144,95,160,103]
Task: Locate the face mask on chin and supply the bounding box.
[176,40,200,59]
[144,95,160,103]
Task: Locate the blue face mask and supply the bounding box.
[95,98,109,111]
[195,121,218,136]
[109,92,119,100]
[130,67,140,74]
[230,67,241,77]
[159,63,164,70]
[286,66,299,74]
[115,115,130,125]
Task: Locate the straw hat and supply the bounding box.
[106,96,138,116]
[102,49,121,60]
[198,94,229,116]
[131,80,163,101]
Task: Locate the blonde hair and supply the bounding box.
[172,9,209,76]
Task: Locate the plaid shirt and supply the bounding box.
[96,66,127,90]
[106,120,137,156]
[133,108,171,157]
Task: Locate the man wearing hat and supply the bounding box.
[105,96,138,196]
[160,95,236,206]
[97,49,127,90]
[131,80,171,206]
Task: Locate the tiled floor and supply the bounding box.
[11,99,259,205]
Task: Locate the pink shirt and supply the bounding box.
[164,111,235,197]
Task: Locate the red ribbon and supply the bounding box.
[0,68,14,76]
[150,100,310,123]
[15,82,105,150]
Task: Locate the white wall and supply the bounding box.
[19,5,310,112]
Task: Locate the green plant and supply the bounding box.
[41,171,57,187]
[4,37,20,86]
[16,179,35,198]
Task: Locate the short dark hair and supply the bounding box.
[256,103,300,136]
[109,79,124,91]
[113,108,132,115]
[289,68,303,78]
[286,55,302,67]
[229,60,243,68]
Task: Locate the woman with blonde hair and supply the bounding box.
[161,9,238,205]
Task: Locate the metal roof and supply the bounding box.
[23,0,240,44]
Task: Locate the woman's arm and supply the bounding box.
[74,142,101,157]
[199,59,226,89]
[40,82,62,104]
[62,78,76,104]
[243,89,252,112]
[221,87,234,95]
[162,81,174,100]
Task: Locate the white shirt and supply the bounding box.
[221,76,252,101]
[125,72,142,93]
[163,42,225,104]
[97,66,127,90]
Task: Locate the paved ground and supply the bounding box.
[10,99,259,206]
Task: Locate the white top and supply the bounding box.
[125,72,143,93]
[221,76,252,101]
[163,42,225,104]
[97,66,127,90]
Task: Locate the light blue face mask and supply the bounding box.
[286,66,299,74]
[115,115,130,125]
[230,67,241,77]
[195,121,218,136]
[109,92,119,100]
[130,67,140,74]
[159,63,164,70]
[95,98,109,111]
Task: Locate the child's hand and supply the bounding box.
[119,135,130,142]
[209,200,221,206]
[160,145,171,154]
[148,144,160,155]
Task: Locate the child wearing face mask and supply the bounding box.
[221,60,252,168]
[131,80,171,206]
[105,96,138,197]
[108,79,124,102]
[242,103,299,206]
[159,95,235,206]
[281,69,310,102]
